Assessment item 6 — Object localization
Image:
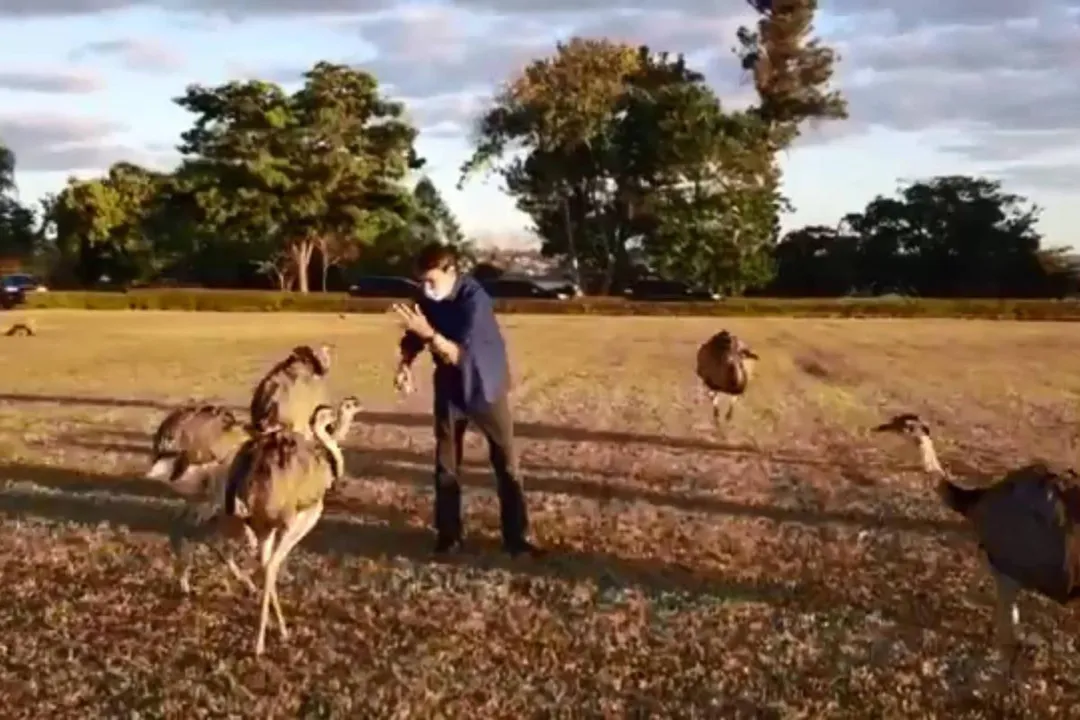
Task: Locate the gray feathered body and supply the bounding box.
[224,426,341,534]
[149,404,251,496]
[957,463,1080,605]
[249,346,330,436]
[696,331,754,396]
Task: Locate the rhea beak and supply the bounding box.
[871,423,894,433]
[741,350,760,360]
[145,456,176,481]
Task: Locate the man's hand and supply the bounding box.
[393,364,416,395]
[391,303,435,341]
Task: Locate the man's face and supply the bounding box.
[420,264,457,302]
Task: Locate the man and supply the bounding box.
[391,242,538,558]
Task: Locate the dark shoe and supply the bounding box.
[503,539,543,559]
[433,536,465,555]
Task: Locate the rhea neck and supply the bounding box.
[913,432,972,510]
[311,419,344,480]
[915,433,946,476]
[331,405,355,444]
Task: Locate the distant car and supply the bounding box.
[0,286,22,309]
[481,277,578,300]
[625,279,720,302]
[0,273,46,308]
[2,273,47,293]
[347,276,420,298]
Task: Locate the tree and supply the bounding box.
[0,142,14,195]
[619,52,778,294]
[732,0,848,290]
[844,175,1050,297]
[463,38,645,292]
[768,224,861,296]
[736,0,848,149]
[410,176,464,247]
[48,162,165,286]
[173,61,422,292]
[465,40,786,294]
[0,141,37,263]
[770,175,1062,298]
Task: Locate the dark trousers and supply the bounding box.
[434,391,528,546]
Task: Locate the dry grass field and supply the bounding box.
[1,310,1079,718]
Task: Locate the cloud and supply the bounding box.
[832,4,1080,179]
[69,38,186,74]
[223,62,307,85]
[998,161,1080,192]
[0,69,105,94]
[0,114,145,172]
[820,0,1069,30]
[356,5,555,99]
[354,5,756,139]
[0,0,393,18]
[406,92,490,138]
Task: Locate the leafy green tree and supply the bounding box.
[465,41,779,294]
[618,52,778,294]
[846,175,1049,296]
[48,162,164,286]
[0,142,14,195]
[0,142,38,263]
[173,61,422,292]
[770,175,1061,297]
[463,38,644,292]
[768,224,861,296]
[411,176,464,247]
[735,0,848,148]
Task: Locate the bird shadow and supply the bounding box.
[2,391,756,453]
[40,428,956,538]
[0,458,977,635]
[338,447,964,537]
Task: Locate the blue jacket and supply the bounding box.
[399,275,509,413]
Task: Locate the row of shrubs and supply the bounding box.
[15,289,1080,319]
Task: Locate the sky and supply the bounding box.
[0,0,1078,249]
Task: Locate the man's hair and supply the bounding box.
[414,242,457,274]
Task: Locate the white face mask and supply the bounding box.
[422,272,455,302]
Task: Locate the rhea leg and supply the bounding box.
[254,529,278,656]
[725,395,738,422]
[170,508,197,595]
[991,569,1022,688]
[709,392,725,425]
[253,505,323,655]
[268,504,324,639]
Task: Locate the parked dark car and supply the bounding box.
[625,279,721,302]
[481,276,579,300]
[347,275,420,298]
[2,273,46,292]
[0,273,44,308]
[0,286,23,309]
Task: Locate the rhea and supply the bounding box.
[146,402,258,594]
[872,412,1080,681]
[249,344,333,438]
[223,399,358,656]
[695,330,759,424]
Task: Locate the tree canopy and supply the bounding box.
[0,141,37,265]
[462,0,846,294]
[0,27,1073,299]
[768,175,1066,297]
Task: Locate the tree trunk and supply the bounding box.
[561,192,581,289]
[320,242,330,292]
[290,239,315,293]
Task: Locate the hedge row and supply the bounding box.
[17,289,1080,319]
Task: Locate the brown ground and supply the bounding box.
[1,310,1079,718]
